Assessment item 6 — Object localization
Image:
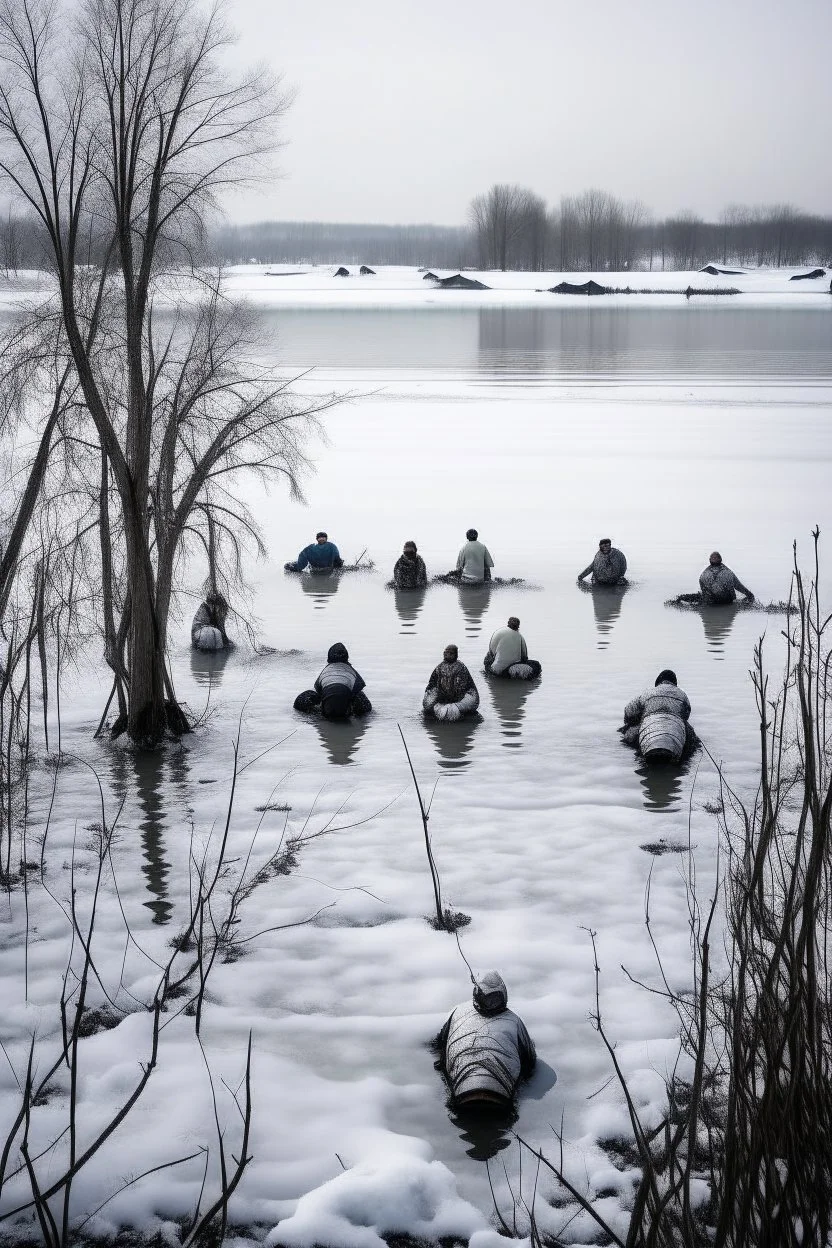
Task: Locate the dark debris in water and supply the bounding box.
[255,802,292,812]
[77,1005,123,1037]
[665,594,794,613]
[426,908,472,932]
[640,841,688,856]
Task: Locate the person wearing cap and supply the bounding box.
[286,532,344,573]
[293,643,372,720]
[698,552,753,605]
[456,528,494,585]
[621,669,696,762]
[484,616,541,679]
[435,971,536,1109]
[423,645,480,722]
[191,592,232,651]
[578,538,627,586]
[393,540,428,589]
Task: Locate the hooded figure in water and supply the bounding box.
[436,971,536,1108]
[577,538,627,586]
[423,645,480,721]
[622,669,695,762]
[698,552,754,605]
[191,593,231,651]
[294,643,372,720]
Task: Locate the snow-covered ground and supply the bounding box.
[0,294,831,1244]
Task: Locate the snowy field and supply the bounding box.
[1,281,831,1244]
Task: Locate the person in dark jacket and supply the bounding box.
[294,643,371,720]
[285,532,344,573]
[698,552,754,605]
[578,538,628,585]
[191,593,231,651]
[621,669,696,761]
[435,971,536,1109]
[393,541,428,589]
[423,645,479,721]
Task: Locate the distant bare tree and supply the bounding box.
[469,184,546,271]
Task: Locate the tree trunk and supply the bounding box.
[124,513,167,746]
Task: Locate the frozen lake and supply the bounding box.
[8,299,832,1239]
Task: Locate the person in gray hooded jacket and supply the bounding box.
[698,552,754,605]
[621,669,696,762]
[435,971,536,1108]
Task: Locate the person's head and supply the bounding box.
[472,971,508,1016]
[466,528,478,541]
[403,541,418,558]
[507,616,520,631]
[443,644,458,664]
[316,531,328,545]
[206,591,228,621]
[709,551,722,566]
[599,538,612,554]
[655,669,678,686]
[328,642,349,663]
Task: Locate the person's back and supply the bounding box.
[393,542,427,589]
[623,670,693,763]
[487,625,526,674]
[314,643,366,719]
[191,594,230,651]
[698,552,752,605]
[438,972,536,1108]
[300,541,341,570]
[457,528,493,584]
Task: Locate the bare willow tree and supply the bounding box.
[0,0,315,746]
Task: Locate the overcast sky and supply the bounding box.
[223,0,831,226]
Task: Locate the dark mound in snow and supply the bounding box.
[548,279,609,295]
[437,273,490,290]
[422,271,439,281]
[359,265,376,275]
[790,268,826,280]
[333,266,350,277]
[700,264,744,276]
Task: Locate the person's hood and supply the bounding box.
[327,642,349,663]
[473,970,508,1015]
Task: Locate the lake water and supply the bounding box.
[17,302,832,1235]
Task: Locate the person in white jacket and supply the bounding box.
[456,528,494,584]
[435,971,536,1109]
[484,617,541,679]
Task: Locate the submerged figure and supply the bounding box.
[484,616,541,679]
[423,644,480,722]
[285,531,344,573]
[698,551,753,605]
[578,538,628,586]
[393,540,427,589]
[456,528,494,585]
[294,642,372,720]
[621,669,696,763]
[191,592,231,652]
[435,971,536,1109]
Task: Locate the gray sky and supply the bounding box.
[224,0,832,225]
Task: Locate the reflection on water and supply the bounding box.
[109,748,185,924]
[700,603,740,660]
[393,587,427,635]
[636,758,687,812]
[313,715,368,766]
[299,570,341,609]
[448,1099,517,1162]
[189,645,232,687]
[484,675,536,748]
[458,583,492,638]
[424,716,480,770]
[579,582,629,648]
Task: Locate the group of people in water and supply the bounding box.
[187,528,758,1116]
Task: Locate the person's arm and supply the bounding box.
[618,551,628,577]
[393,557,403,586]
[624,693,644,725]
[351,667,366,694]
[296,546,310,571]
[517,1021,537,1079]
[456,546,465,572]
[520,636,528,662]
[484,547,494,569]
[331,544,344,568]
[681,693,691,721]
[577,563,594,581]
[417,558,427,587]
[732,572,753,600]
[426,665,439,691]
[314,670,324,696]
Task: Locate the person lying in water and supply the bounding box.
[621,669,696,761]
[294,642,372,720]
[285,531,344,572]
[578,538,627,585]
[698,552,754,605]
[484,616,542,678]
[423,645,480,721]
[393,540,427,589]
[191,592,232,651]
[456,528,494,584]
[435,971,536,1110]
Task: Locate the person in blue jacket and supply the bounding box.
[285,531,344,572]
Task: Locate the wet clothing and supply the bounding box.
[436,973,536,1107]
[295,687,372,718]
[699,564,752,605]
[311,645,370,719]
[579,548,627,585]
[393,553,427,589]
[191,601,229,651]
[457,540,494,584]
[423,659,479,721]
[623,680,693,760]
[485,627,528,673]
[296,541,343,571]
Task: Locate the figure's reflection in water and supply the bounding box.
[579,582,629,648]
[109,748,184,925]
[700,603,739,660]
[448,1100,517,1161]
[313,715,368,766]
[484,676,535,749]
[189,645,232,688]
[393,587,427,636]
[424,716,479,771]
[300,570,341,609]
[636,758,688,812]
[458,582,492,639]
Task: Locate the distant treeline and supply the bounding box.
[4,192,831,275]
